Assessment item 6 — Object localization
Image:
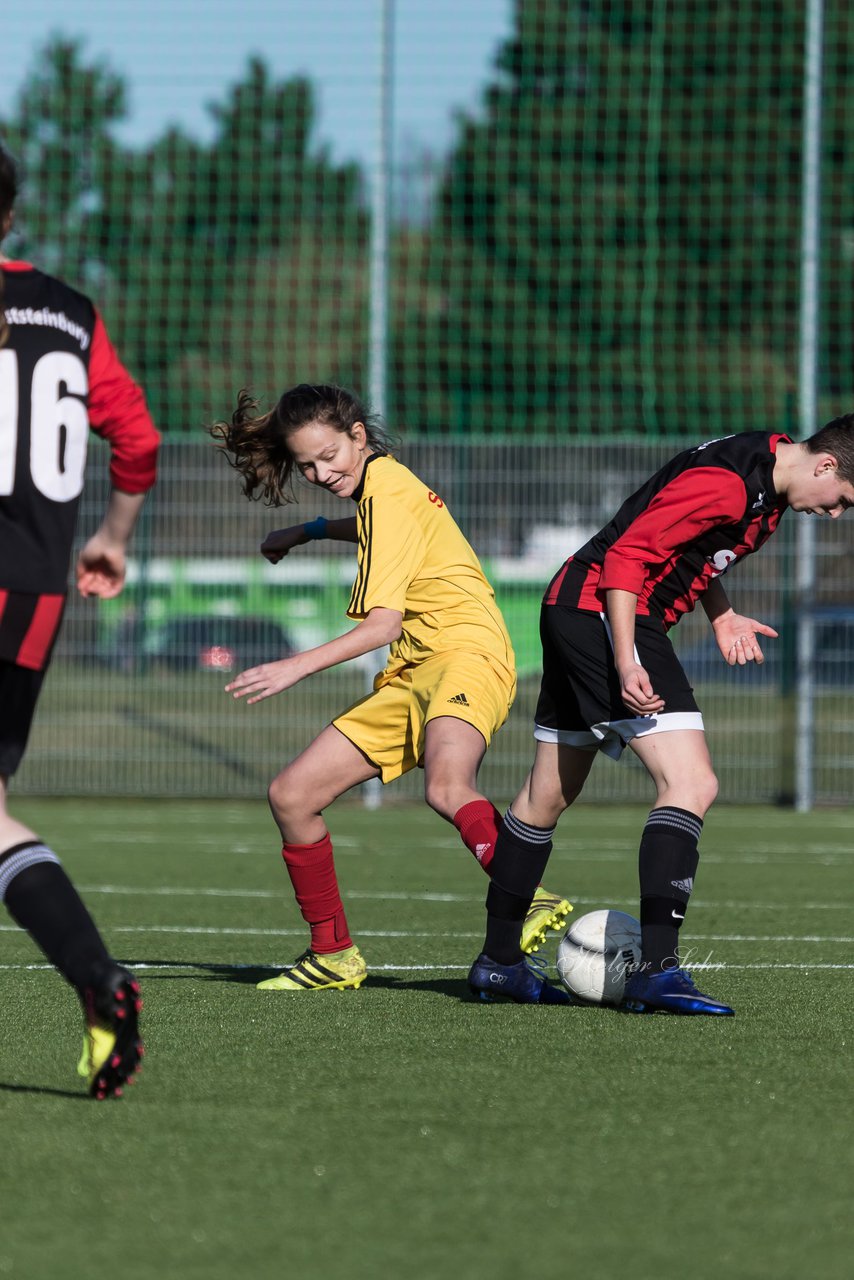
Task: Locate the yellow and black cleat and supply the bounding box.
[257,945,368,991]
[521,886,573,954]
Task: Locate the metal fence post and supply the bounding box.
[363,0,395,811]
[795,0,825,812]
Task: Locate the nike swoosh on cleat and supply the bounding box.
[666,993,720,1004]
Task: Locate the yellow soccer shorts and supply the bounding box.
[332,650,516,784]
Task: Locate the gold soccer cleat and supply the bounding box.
[257,945,368,991]
[521,887,573,954]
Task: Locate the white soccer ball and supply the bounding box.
[556,909,642,1005]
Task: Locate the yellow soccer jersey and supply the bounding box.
[346,454,515,676]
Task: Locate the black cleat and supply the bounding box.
[78,965,144,1099]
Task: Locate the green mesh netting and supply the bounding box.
[5,2,854,801]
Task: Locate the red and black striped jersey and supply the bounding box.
[545,431,790,629]
[0,262,160,669]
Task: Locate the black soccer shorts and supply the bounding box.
[533,604,704,759]
[0,661,47,777]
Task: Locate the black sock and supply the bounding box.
[483,809,555,965]
[638,808,702,973]
[1,842,112,992]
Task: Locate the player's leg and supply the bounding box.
[478,602,607,968]
[587,615,733,1014]
[468,743,594,1003]
[258,724,380,991]
[0,663,142,1097]
[413,652,511,872]
[0,777,111,989]
[622,727,732,1015]
[630,726,718,971]
[415,649,571,935]
[420,712,571,947]
[423,715,575,952]
[507,741,595,952]
[414,645,573,948]
[422,712,497,859]
[422,712,487,813]
[483,740,595,960]
[469,606,611,1001]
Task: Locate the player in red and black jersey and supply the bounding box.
[0,143,159,1094]
[546,430,790,625]
[468,421,854,1012]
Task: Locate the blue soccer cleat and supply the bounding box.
[622,967,734,1016]
[468,952,573,1004]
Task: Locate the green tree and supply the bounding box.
[1,36,128,286]
[1,44,369,431]
[397,0,854,435]
[207,57,363,252]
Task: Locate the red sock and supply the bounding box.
[453,799,501,873]
[280,833,353,955]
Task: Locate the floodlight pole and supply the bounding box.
[795,0,824,812]
[369,0,394,422]
[363,0,394,811]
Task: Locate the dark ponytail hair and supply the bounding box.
[211,382,396,505]
[0,142,19,350]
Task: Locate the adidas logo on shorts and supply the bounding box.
[447,692,470,706]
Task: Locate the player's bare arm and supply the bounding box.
[261,516,358,563]
[226,605,403,704]
[604,588,666,715]
[76,490,148,599]
[700,577,779,666]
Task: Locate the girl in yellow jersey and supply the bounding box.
[212,383,570,993]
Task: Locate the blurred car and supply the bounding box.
[679,605,854,687]
[144,616,294,673]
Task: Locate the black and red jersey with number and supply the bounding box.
[0,262,159,669]
[545,431,790,630]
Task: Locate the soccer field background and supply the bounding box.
[0,798,850,1280]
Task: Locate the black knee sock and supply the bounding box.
[483,809,555,965]
[638,808,702,973]
[1,842,112,992]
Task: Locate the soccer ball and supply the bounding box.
[556,909,642,1005]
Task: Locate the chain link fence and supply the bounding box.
[14,437,854,804]
[5,1,854,802]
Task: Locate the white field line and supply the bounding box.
[77,885,478,902]
[0,961,853,973]
[81,835,852,865]
[1,923,851,943]
[76,884,852,912]
[85,834,361,848]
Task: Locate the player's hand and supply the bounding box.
[260,526,307,564]
[76,536,127,598]
[225,656,307,704]
[712,613,779,666]
[618,662,665,716]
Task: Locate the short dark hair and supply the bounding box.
[803,412,854,483]
[210,382,396,505]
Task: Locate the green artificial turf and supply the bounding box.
[0,799,851,1279]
